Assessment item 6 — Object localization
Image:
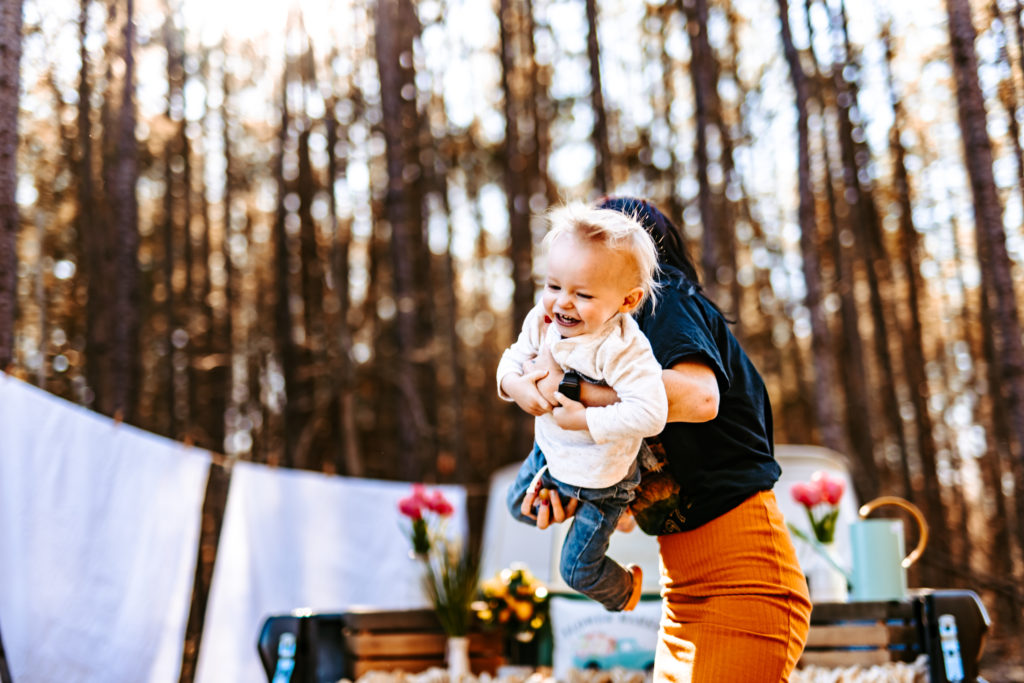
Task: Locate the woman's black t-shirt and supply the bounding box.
[633,265,780,533]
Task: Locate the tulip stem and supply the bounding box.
[787,522,853,583]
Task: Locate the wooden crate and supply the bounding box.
[340,608,503,678]
[798,600,924,669]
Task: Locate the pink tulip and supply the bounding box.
[791,481,822,508]
[398,494,423,519]
[425,489,454,516]
[410,484,429,504]
[812,471,845,505]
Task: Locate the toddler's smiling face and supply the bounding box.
[541,233,644,338]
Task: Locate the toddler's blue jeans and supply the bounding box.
[506,444,639,611]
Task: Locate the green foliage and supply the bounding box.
[421,539,481,637]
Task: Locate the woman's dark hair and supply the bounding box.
[598,196,701,286]
[598,196,730,318]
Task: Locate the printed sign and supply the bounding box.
[549,596,661,679]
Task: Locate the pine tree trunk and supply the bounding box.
[682,0,723,303]
[776,0,847,453]
[946,0,1024,568]
[976,278,1020,624]
[0,0,24,369]
[829,0,914,501]
[585,0,611,193]
[499,0,542,463]
[273,66,297,466]
[703,2,743,320]
[191,52,220,452]
[324,95,362,476]
[882,29,950,582]
[161,5,188,438]
[216,50,235,455]
[111,0,139,421]
[801,0,878,501]
[375,0,434,480]
[79,0,115,412]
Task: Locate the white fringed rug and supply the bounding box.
[342,656,930,683]
[791,655,929,683]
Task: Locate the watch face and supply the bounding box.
[559,374,581,401]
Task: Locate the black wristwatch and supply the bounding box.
[558,369,582,402]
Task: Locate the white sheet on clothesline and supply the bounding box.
[0,373,211,683]
[195,461,467,683]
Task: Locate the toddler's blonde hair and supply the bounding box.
[543,201,661,308]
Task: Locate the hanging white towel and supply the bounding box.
[194,462,467,683]
[0,373,211,683]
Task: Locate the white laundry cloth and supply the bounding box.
[194,462,467,683]
[0,373,211,683]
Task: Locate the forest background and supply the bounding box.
[0,0,1023,678]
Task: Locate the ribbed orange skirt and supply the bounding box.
[653,490,812,683]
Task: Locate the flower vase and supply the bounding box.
[446,635,470,682]
[807,543,848,603]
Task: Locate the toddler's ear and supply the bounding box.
[620,287,645,313]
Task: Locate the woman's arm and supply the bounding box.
[528,346,719,423]
[662,359,719,422]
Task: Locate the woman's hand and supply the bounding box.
[523,488,638,531]
[520,481,579,529]
[552,392,587,430]
[500,370,556,416]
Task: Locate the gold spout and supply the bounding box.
[858,496,929,568]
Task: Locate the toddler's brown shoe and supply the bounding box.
[623,564,643,611]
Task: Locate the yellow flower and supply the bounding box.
[482,577,506,597]
[513,599,534,622]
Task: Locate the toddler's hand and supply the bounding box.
[501,370,555,416]
[524,346,561,403]
[552,392,587,430]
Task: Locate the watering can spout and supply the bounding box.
[857,496,929,569]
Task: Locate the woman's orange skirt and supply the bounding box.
[653,490,812,683]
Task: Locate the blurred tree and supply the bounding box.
[585,0,611,193]
[499,0,546,462]
[73,0,105,409]
[946,0,1024,574]
[160,2,189,439]
[682,0,726,306]
[5,0,1024,666]
[110,0,140,422]
[881,24,950,584]
[324,85,363,476]
[376,0,437,480]
[801,0,879,503]
[827,0,916,508]
[0,0,22,369]
[776,0,847,455]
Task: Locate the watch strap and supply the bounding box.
[558,369,582,402]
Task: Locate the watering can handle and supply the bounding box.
[858,496,929,569]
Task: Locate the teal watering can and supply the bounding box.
[848,496,929,602]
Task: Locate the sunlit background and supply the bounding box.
[6,0,1024,677]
